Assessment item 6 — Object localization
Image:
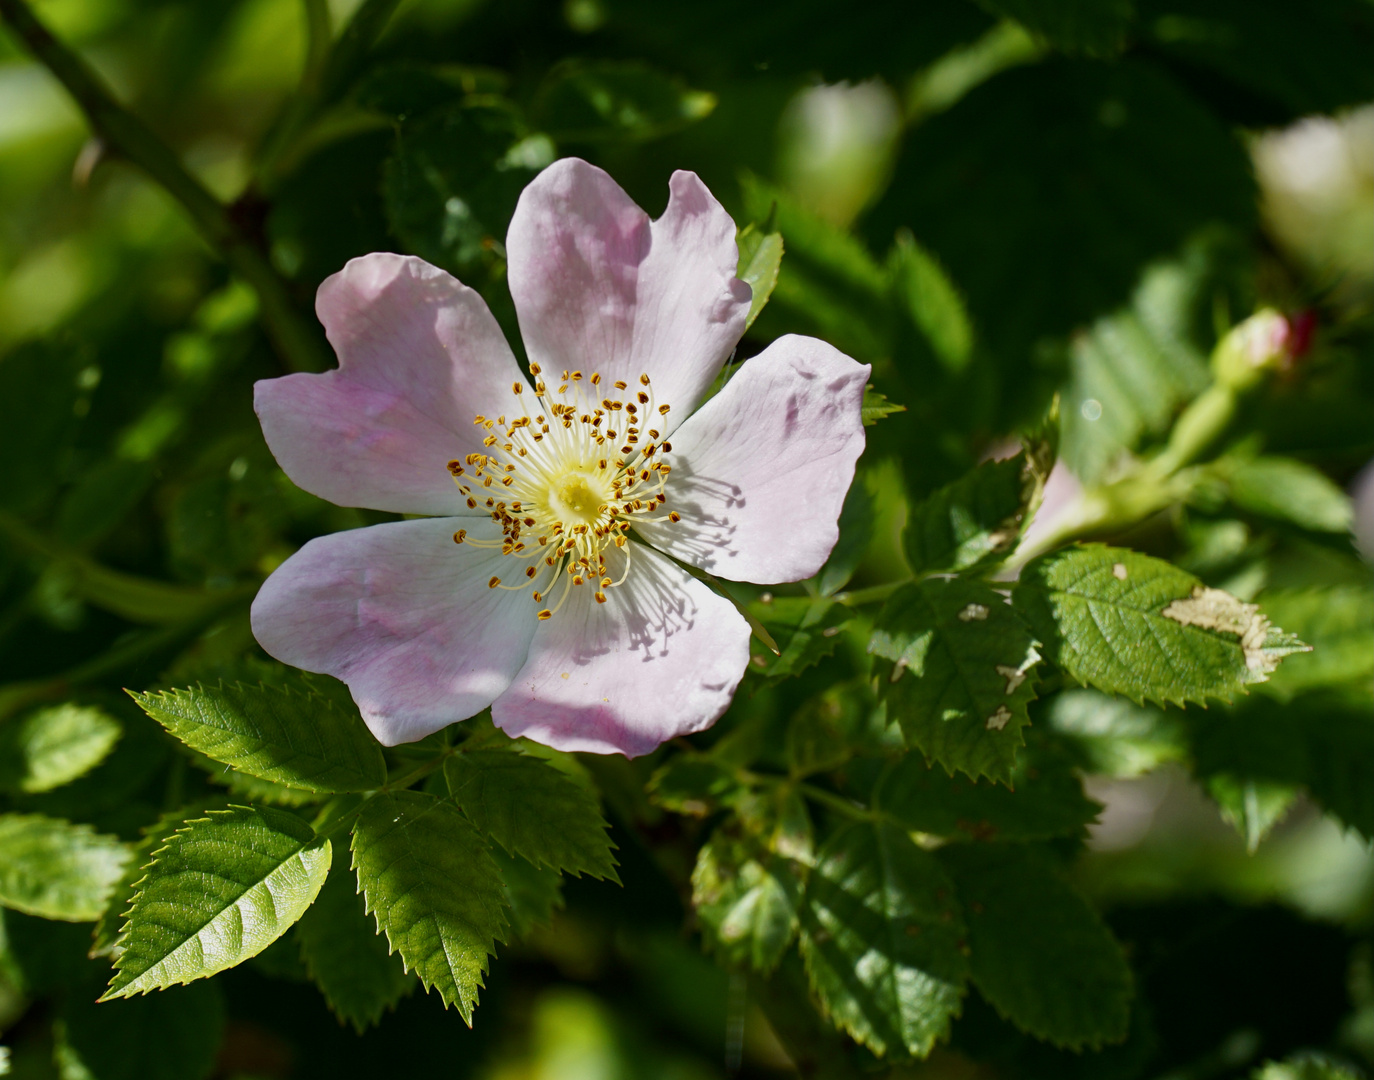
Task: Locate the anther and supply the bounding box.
[488,576,501,588]
[538,610,552,620]
[453,529,467,542]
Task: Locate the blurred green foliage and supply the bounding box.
[1,0,1373,1078]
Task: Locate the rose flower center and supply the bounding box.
[446,364,682,621]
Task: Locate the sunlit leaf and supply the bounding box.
[130,680,386,794]
[103,807,330,998]
[0,703,121,794]
[1015,544,1308,706]
[0,814,129,922]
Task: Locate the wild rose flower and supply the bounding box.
[250,158,868,756]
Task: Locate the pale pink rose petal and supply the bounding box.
[256,253,526,516]
[251,517,536,745]
[636,335,869,585]
[490,543,751,757]
[506,159,752,429]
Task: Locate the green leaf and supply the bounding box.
[0,703,121,794]
[938,844,1132,1048]
[861,386,906,427]
[977,0,1134,54]
[786,685,871,779]
[741,174,896,363]
[490,846,563,940]
[799,822,968,1058]
[1060,238,1222,484]
[872,578,1040,784]
[296,855,413,1033]
[737,224,783,332]
[54,981,224,1080]
[888,230,974,374]
[1257,586,1374,699]
[748,595,852,683]
[129,679,387,794]
[1227,457,1353,534]
[532,60,715,142]
[0,342,85,517]
[1252,1056,1365,1080]
[692,832,802,974]
[1045,688,1187,777]
[0,814,129,922]
[354,62,507,120]
[1206,774,1298,853]
[351,791,508,1023]
[877,736,1100,843]
[818,476,875,596]
[55,459,155,549]
[904,452,1033,576]
[444,750,617,880]
[103,806,331,998]
[91,802,226,959]
[1015,545,1309,706]
[647,756,745,817]
[1139,0,1374,119]
[864,61,1254,414]
[1189,691,1374,839]
[383,102,549,276]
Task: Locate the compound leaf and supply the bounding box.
[877,736,1100,843]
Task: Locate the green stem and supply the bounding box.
[0,0,328,373]
[313,747,458,841]
[1145,382,1239,480]
[832,577,911,607]
[0,510,239,624]
[796,781,872,823]
[300,0,332,95]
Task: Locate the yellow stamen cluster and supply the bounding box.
[447,365,679,620]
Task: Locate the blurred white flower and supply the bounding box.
[1252,105,1374,303]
